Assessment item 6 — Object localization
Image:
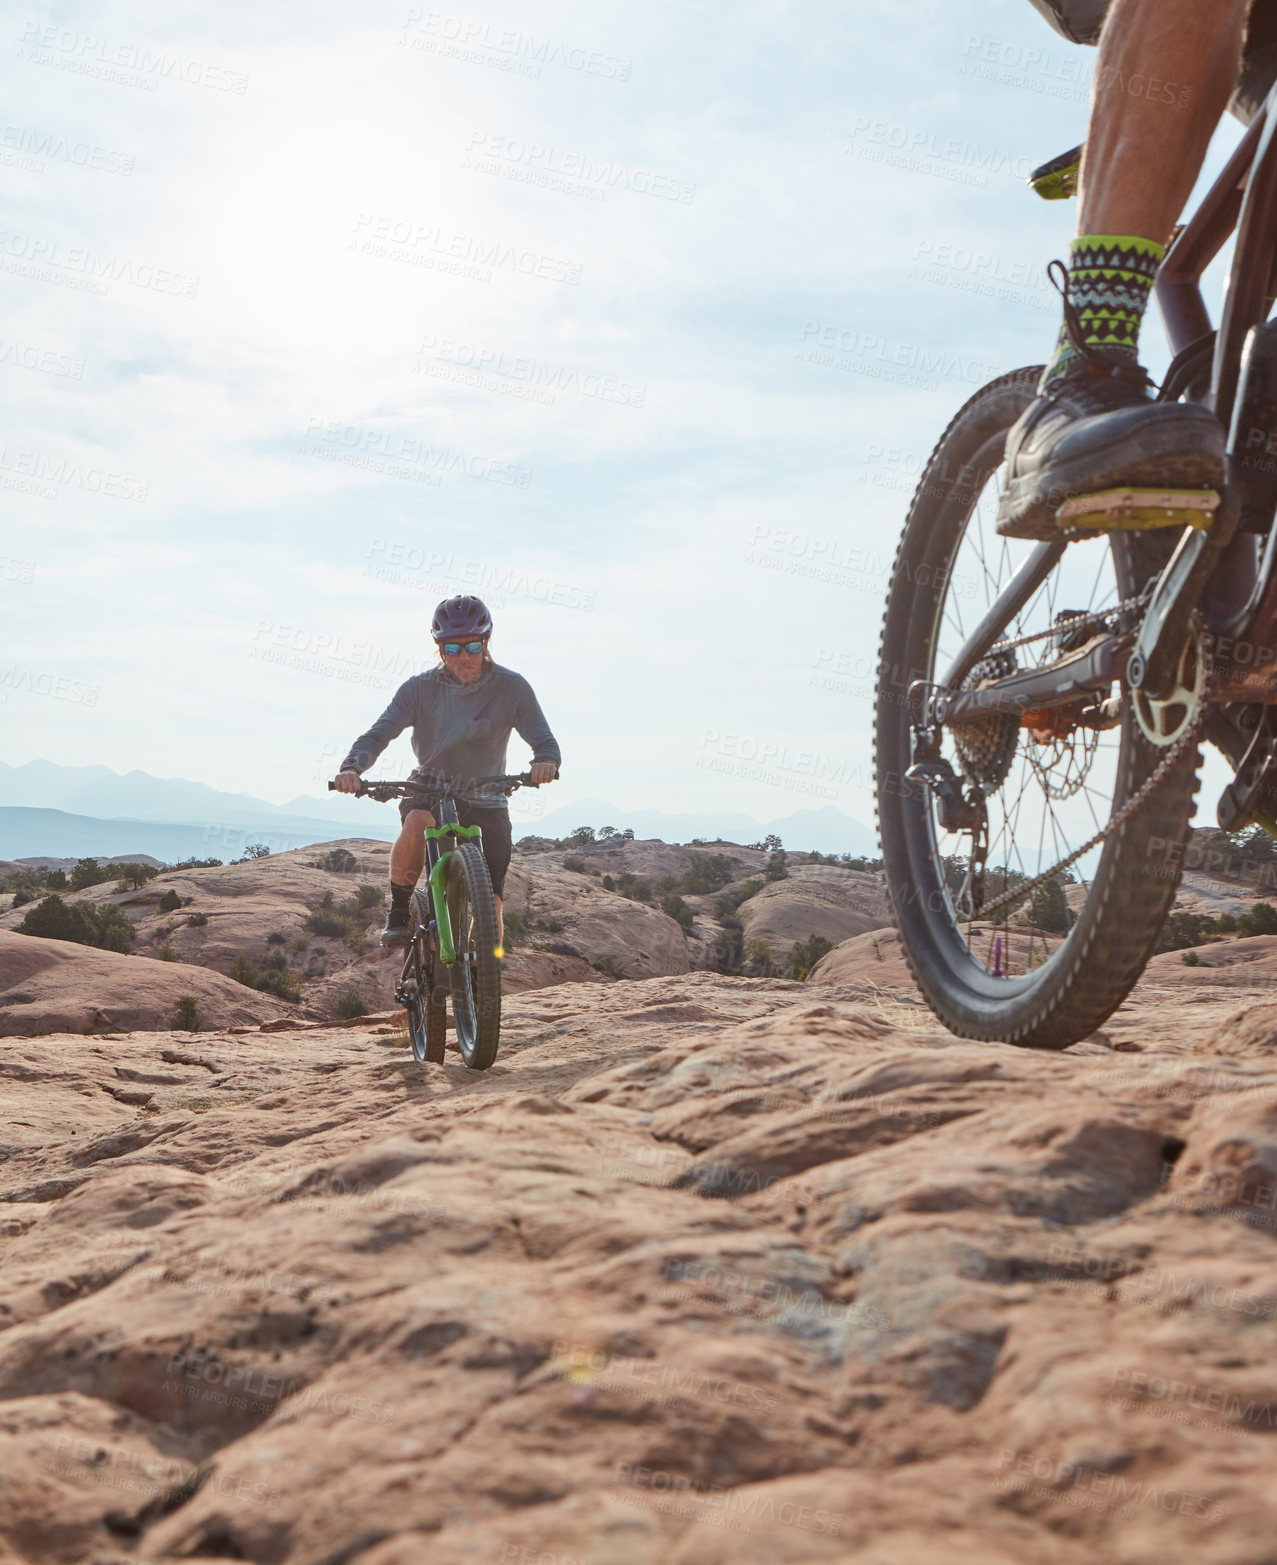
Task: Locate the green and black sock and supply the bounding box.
[1041,234,1165,387]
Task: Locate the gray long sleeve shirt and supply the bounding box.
[341,662,560,808]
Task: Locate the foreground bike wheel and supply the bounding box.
[446,842,502,1070]
[875,366,1201,1048]
[408,890,447,1065]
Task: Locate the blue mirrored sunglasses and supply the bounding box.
[440,640,486,656]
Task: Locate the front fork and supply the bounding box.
[423,822,483,966]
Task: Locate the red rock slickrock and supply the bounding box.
[3,971,1277,1563]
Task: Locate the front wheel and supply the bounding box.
[408,890,447,1065]
[446,842,502,1070]
[875,366,1201,1048]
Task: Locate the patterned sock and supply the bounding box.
[1041,234,1165,387]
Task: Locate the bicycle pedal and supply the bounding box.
[1029,143,1081,201]
[1055,487,1220,534]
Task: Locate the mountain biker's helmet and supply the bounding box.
[431,595,492,640]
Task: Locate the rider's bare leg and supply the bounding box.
[390,809,434,887]
[1080,0,1248,243]
[494,893,504,947]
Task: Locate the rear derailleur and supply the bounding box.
[905,727,989,915]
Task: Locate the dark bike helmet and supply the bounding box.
[431,595,493,640]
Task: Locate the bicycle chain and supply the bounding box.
[970,632,1213,926]
[988,589,1149,658]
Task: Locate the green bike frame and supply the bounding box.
[423,822,482,965]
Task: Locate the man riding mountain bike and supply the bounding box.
[331,595,560,948]
[1001,0,1277,539]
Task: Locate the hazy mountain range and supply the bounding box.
[0,762,878,861]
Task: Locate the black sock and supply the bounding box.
[390,882,414,913]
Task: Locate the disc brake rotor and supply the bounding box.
[951,650,1020,796]
[1132,621,1206,747]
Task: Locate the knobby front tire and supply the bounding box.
[874,366,1201,1048]
[408,890,447,1066]
[446,841,502,1071]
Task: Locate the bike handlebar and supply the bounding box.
[328,771,545,803]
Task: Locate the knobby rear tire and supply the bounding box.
[447,841,502,1071]
[874,366,1201,1048]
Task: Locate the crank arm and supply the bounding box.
[1128,487,1238,699]
[937,634,1129,724]
[1217,707,1277,832]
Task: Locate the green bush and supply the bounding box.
[789,933,834,979]
[502,908,526,946]
[267,929,287,944]
[323,848,358,873]
[258,968,301,1002]
[679,852,736,896]
[601,875,615,891]
[335,987,367,1019]
[356,883,384,910]
[172,856,223,869]
[745,937,771,973]
[661,894,694,931]
[11,888,33,908]
[562,855,586,873]
[1238,901,1277,937]
[1217,913,1238,933]
[187,912,208,927]
[715,879,762,920]
[1182,950,1201,966]
[18,895,134,953]
[115,862,160,890]
[764,849,789,883]
[612,872,652,902]
[157,888,183,914]
[174,995,200,1030]
[1029,878,1071,934]
[157,943,180,962]
[229,954,258,987]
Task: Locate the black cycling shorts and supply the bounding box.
[399,795,513,898]
[1028,0,1277,123]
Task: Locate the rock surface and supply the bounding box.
[0,931,297,1037]
[3,971,1277,1562]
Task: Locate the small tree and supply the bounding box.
[789,933,834,979]
[238,844,271,861]
[174,995,200,1030]
[565,826,596,846]
[157,888,183,914]
[69,858,105,891]
[598,826,617,840]
[229,954,259,987]
[323,848,357,874]
[745,937,771,974]
[1029,877,1070,934]
[335,987,367,1019]
[764,849,789,883]
[1238,901,1277,937]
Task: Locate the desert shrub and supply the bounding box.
[602,875,615,891]
[1029,878,1070,934]
[262,949,288,971]
[174,995,200,1030]
[536,940,583,958]
[18,895,133,953]
[502,908,526,945]
[612,873,652,902]
[592,956,619,977]
[764,849,789,883]
[335,986,367,1019]
[171,856,223,869]
[237,844,271,861]
[157,889,183,914]
[562,855,586,873]
[565,826,596,846]
[661,894,694,931]
[789,933,834,979]
[323,848,358,874]
[267,929,287,944]
[69,858,110,890]
[187,912,208,927]
[715,924,744,969]
[306,886,382,943]
[1182,950,1201,966]
[229,954,259,987]
[305,911,348,938]
[1155,910,1222,952]
[258,968,301,1002]
[1238,901,1277,937]
[12,888,33,907]
[115,863,160,889]
[543,916,565,933]
[356,883,383,910]
[289,934,308,954]
[745,937,771,973]
[656,874,678,895]
[679,852,736,896]
[1216,912,1238,933]
[715,879,762,920]
[157,943,180,962]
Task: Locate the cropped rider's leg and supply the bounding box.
[381,808,433,947]
[998,0,1248,538]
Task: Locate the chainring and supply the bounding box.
[951,650,1020,796]
[1132,620,1207,748]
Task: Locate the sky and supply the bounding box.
[0,0,1248,838]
